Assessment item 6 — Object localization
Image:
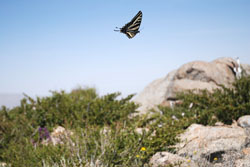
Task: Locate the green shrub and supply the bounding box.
[176,76,250,125]
[0,88,138,165]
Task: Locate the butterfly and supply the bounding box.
[114,11,143,39]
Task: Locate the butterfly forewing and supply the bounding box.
[129,11,142,28]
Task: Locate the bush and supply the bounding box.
[161,75,250,126]
[0,88,138,165]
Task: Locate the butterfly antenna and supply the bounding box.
[114,27,120,32]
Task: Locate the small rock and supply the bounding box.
[135,128,149,135]
[50,126,73,145]
[100,126,111,135]
[215,122,224,126]
[237,115,250,128]
[0,162,7,167]
[149,152,198,167]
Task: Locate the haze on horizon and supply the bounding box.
[1,0,250,106]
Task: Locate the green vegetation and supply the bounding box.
[1,76,250,167]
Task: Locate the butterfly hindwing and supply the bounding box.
[125,32,136,39]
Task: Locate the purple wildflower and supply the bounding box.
[38,127,51,141]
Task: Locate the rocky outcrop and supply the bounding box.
[150,116,250,167]
[133,57,250,114]
[133,70,177,112]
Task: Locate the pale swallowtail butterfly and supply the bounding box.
[114,11,143,39]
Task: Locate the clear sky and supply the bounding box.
[0,0,250,97]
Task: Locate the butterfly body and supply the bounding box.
[115,11,143,39]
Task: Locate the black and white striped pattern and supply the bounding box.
[115,11,143,39]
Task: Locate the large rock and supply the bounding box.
[175,123,248,165]
[149,117,250,167]
[133,70,176,112]
[133,57,250,114]
[172,58,237,93]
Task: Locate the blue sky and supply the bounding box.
[0,0,250,97]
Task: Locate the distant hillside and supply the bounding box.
[0,93,24,108]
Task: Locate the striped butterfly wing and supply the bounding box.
[120,11,143,38]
